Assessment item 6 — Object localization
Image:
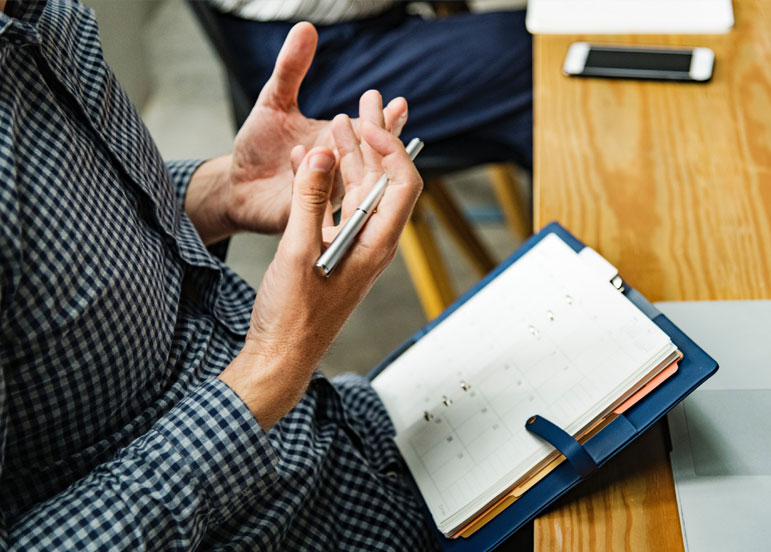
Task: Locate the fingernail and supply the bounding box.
[309,153,334,172]
[400,111,408,120]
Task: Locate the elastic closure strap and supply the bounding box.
[525,415,597,478]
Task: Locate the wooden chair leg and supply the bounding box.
[399,198,456,320]
[422,178,497,277]
[488,163,532,239]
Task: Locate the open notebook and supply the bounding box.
[372,233,678,537]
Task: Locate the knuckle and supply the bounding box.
[279,239,309,265]
[298,178,330,208]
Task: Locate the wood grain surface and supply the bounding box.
[534,0,771,302]
[534,424,682,551]
[533,1,771,549]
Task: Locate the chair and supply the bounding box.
[400,144,530,319]
[187,0,531,319]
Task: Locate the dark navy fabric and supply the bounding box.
[211,5,533,170]
[0,1,437,549]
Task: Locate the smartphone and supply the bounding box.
[563,42,714,82]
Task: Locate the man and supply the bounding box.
[0,0,437,549]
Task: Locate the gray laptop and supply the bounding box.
[656,301,771,552]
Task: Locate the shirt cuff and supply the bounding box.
[150,377,279,525]
[166,159,206,209]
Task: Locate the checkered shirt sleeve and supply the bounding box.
[4,379,278,550]
[166,159,207,210]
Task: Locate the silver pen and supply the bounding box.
[315,137,424,276]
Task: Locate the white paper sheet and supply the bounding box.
[373,234,676,534]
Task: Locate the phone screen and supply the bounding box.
[585,48,692,73]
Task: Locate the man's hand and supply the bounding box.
[184,22,409,244]
[218,117,422,429]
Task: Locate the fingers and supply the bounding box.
[328,175,345,213]
[293,143,336,226]
[259,22,318,111]
[320,114,421,278]
[359,90,387,169]
[359,89,386,128]
[383,97,408,137]
[331,114,368,218]
[332,114,364,183]
[355,121,423,246]
[282,147,336,258]
[360,121,421,187]
[290,144,306,175]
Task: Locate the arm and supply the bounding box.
[1,181,268,548]
[219,100,422,427]
[0,93,416,551]
[1,375,277,550]
[167,156,235,246]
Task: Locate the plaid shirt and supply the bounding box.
[0,1,436,549]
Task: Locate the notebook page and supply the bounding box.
[371,234,675,532]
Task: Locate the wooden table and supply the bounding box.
[532,0,771,549]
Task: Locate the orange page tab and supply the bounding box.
[614,360,679,414]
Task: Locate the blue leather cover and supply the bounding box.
[369,222,719,551]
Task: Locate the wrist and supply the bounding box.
[184,154,237,245]
[218,341,314,429]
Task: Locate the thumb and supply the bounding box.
[283,148,336,256]
[258,22,317,111]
